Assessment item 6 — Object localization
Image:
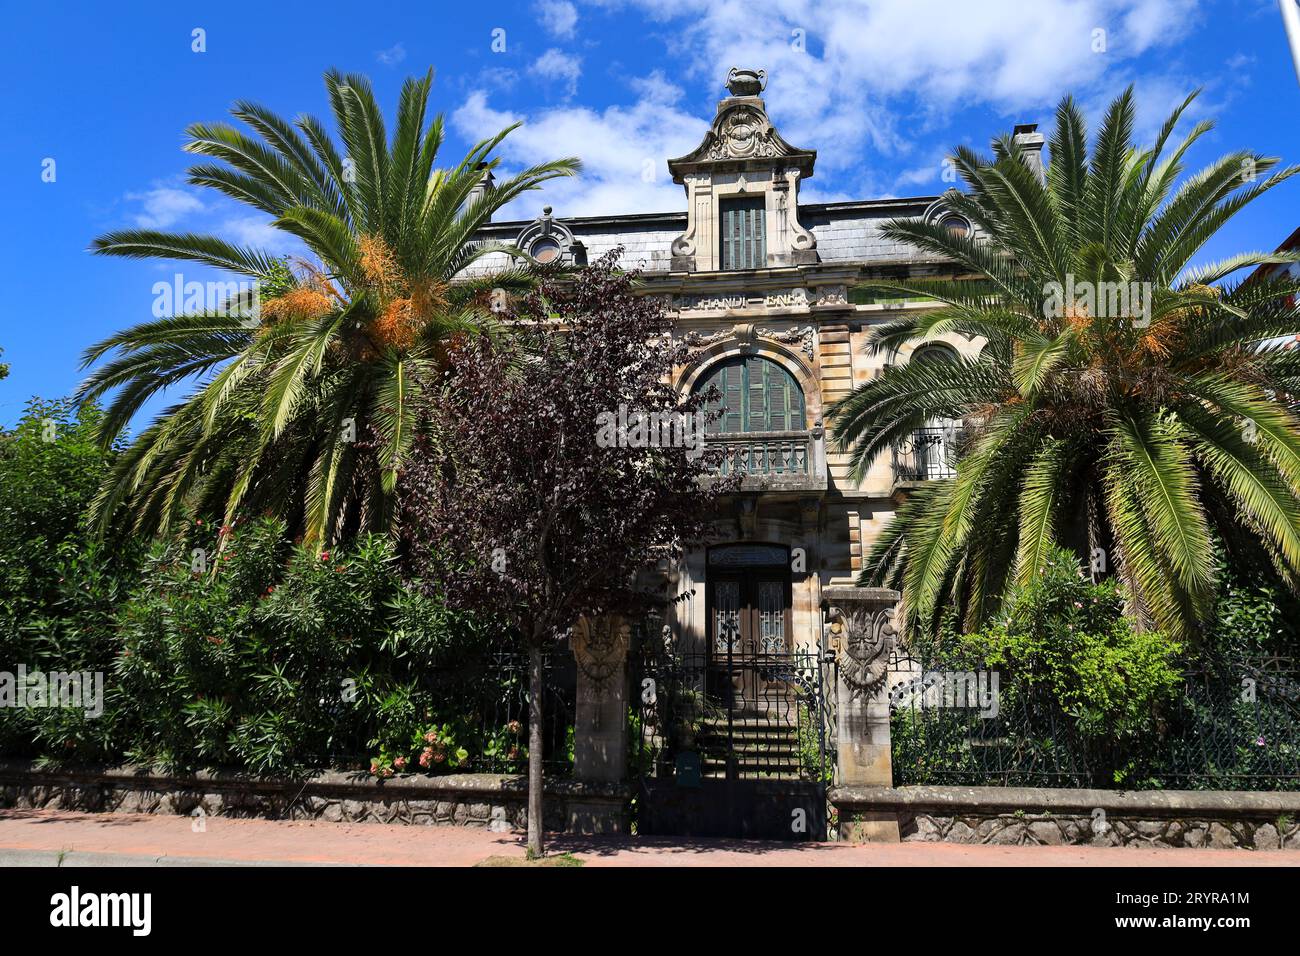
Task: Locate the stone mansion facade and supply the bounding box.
[469,69,1039,666]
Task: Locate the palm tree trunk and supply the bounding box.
[526,641,545,859]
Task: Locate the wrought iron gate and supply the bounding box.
[631,629,834,840]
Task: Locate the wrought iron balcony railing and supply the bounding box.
[892,424,966,483]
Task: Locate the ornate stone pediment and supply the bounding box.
[669,99,815,182]
[667,69,818,273]
[679,321,815,361]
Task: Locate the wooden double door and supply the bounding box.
[707,560,793,714]
[708,571,792,659]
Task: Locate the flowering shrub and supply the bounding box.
[5,516,506,775]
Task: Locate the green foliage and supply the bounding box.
[0,398,138,664]
[79,70,581,545]
[839,87,1300,645]
[0,398,141,760]
[109,518,493,774]
[957,547,1184,740]
[2,513,516,776]
[893,547,1300,789]
[0,399,120,622]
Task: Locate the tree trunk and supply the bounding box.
[526,641,545,859]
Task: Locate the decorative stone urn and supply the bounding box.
[726,67,767,97]
[822,587,901,842]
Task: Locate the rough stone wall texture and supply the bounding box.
[900,812,1300,851]
[0,766,629,834]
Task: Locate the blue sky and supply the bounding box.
[2,0,1298,428]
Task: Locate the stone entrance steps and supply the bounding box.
[696,714,806,779]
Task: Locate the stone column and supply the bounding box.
[823,586,901,842]
[567,615,631,834]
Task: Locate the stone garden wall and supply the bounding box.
[0,761,629,834]
[831,785,1300,850]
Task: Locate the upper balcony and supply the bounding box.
[707,427,827,493]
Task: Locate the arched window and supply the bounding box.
[910,342,959,365]
[900,342,963,480]
[696,356,806,434]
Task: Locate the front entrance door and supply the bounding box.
[709,573,791,659]
[706,544,792,715]
[632,543,829,837]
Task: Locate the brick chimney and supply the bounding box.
[1013,123,1045,183]
[467,163,496,220]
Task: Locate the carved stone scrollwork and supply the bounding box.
[757,324,815,360]
[814,285,848,306]
[826,603,897,699]
[680,327,731,352]
[570,616,630,695]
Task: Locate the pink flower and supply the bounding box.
[393,756,406,769]
[1256,736,1267,747]
[424,731,438,744]
[320,550,331,561]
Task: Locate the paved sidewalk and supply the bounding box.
[1,809,1295,866]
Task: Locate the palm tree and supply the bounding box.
[831,88,1300,643]
[79,69,580,543]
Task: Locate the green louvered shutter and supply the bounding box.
[701,360,745,433]
[699,357,805,433]
[721,197,766,270]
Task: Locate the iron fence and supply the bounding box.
[889,650,1300,790]
[632,645,830,784]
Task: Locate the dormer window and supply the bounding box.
[667,69,817,271]
[515,205,578,267]
[720,196,766,271]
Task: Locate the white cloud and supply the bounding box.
[628,70,685,107]
[124,187,204,229]
[118,184,301,257]
[221,215,303,256]
[452,87,707,218]
[376,42,407,67]
[529,48,583,98]
[595,0,1203,175]
[536,0,579,39]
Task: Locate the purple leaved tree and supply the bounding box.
[399,252,736,857]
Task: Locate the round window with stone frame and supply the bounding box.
[529,236,563,263]
[939,214,971,239]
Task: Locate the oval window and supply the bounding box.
[530,237,562,263]
[939,214,971,238]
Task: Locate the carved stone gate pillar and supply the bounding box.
[823,586,901,842]
[567,615,631,834]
